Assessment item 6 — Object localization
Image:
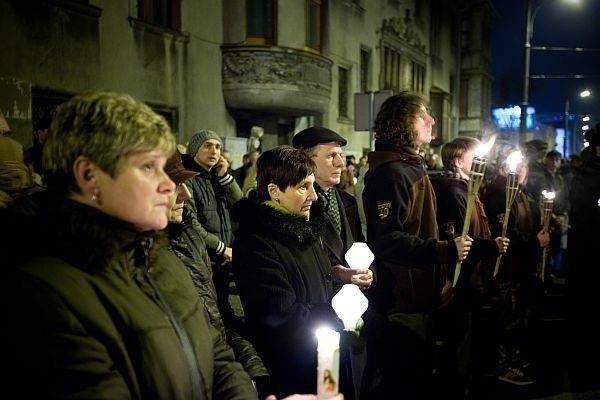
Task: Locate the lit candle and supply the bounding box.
[453,138,494,287]
[493,150,524,277]
[316,327,340,399]
[332,284,369,331]
[344,242,374,270]
[539,190,555,282]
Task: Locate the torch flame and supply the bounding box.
[475,135,496,158]
[506,151,523,173]
[541,190,556,200]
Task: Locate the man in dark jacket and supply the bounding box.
[431,137,510,396]
[362,91,472,399]
[182,130,243,328]
[293,127,373,291]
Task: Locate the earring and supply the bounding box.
[91,190,99,203]
[274,198,280,204]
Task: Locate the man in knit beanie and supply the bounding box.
[182,129,244,329]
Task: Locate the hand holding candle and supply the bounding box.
[338,242,375,290]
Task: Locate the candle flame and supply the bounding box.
[542,190,556,200]
[506,151,523,173]
[475,136,496,158]
[315,327,340,350]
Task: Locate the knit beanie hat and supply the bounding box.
[187,130,222,157]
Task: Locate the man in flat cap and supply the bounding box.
[182,129,243,330]
[293,126,373,400]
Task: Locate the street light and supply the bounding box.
[519,0,581,147]
[564,89,591,156]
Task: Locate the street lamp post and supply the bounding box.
[519,0,541,147]
[564,97,570,156]
[520,0,580,147]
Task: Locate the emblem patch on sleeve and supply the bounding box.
[443,222,455,237]
[377,201,392,222]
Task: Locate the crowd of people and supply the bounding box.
[0,89,598,399]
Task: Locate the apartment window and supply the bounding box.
[460,78,469,117]
[382,45,401,91]
[307,0,322,51]
[247,0,276,45]
[430,7,441,58]
[338,67,349,118]
[360,48,370,93]
[411,61,425,93]
[461,18,470,49]
[137,0,181,30]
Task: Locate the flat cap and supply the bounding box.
[165,150,199,184]
[292,127,347,149]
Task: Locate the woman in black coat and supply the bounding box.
[232,146,343,399]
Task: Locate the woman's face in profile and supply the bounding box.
[94,150,175,231]
[275,173,318,219]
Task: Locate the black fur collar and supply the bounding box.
[233,197,327,245]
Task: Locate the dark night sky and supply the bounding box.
[490,0,600,120]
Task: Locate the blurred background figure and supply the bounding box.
[25,115,52,182]
[481,159,550,387]
[564,124,600,391]
[0,160,41,208]
[0,111,24,163]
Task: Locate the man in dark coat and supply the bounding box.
[292,126,372,291]
[431,137,509,396]
[293,127,373,400]
[182,129,243,329]
[362,91,472,399]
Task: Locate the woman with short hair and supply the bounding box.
[232,145,344,399]
[1,91,258,399]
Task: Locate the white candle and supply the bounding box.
[315,327,340,399]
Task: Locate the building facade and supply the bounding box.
[0,0,494,162]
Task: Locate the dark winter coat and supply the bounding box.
[168,217,269,388]
[231,198,343,399]
[363,147,458,314]
[182,153,242,259]
[481,174,542,282]
[431,171,500,294]
[1,194,257,400]
[316,185,368,289]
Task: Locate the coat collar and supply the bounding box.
[233,197,327,245]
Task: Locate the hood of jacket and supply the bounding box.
[367,145,424,173]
